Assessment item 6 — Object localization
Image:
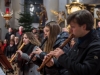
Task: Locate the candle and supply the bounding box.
[6,8,9,14]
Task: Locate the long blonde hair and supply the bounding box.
[18,32,40,48]
[44,21,61,53]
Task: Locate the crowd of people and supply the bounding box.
[0,9,100,75]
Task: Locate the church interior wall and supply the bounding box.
[80,0,100,4]
[0,0,100,40]
[0,0,8,40]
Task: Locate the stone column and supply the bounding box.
[12,0,24,29]
[67,0,72,4]
[43,0,59,22]
[59,0,67,11]
[0,0,8,40]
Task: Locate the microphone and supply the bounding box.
[27,37,48,64]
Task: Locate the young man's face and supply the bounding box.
[70,21,86,38]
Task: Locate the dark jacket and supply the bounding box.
[15,32,23,40]
[58,30,100,75]
[17,43,40,75]
[33,32,70,75]
[17,43,35,71]
[5,32,14,43]
[5,45,17,58]
[96,27,100,37]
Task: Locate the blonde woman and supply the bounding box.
[16,32,40,75]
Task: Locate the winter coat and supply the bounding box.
[5,45,17,58]
[5,32,14,44]
[96,27,100,37]
[58,30,100,75]
[17,43,40,75]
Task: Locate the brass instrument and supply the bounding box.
[9,43,25,63]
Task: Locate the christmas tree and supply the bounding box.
[17,2,34,32]
[18,12,33,32]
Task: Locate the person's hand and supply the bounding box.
[49,48,65,59]
[11,54,14,58]
[16,50,23,57]
[29,52,37,61]
[43,55,54,67]
[32,47,42,55]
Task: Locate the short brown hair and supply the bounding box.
[67,10,94,30]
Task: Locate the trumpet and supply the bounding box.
[37,34,74,72]
[9,43,25,63]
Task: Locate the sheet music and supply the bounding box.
[0,67,5,75]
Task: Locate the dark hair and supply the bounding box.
[31,27,37,31]
[32,27,37,29]
[67,10,94,30]
[8,27,13,30]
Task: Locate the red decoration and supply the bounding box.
[6,8,9,14]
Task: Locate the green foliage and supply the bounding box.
[18,12,33,32]
[17,2,34,32]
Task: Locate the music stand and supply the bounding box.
[0,50,13,72]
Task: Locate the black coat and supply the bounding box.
[5,45,17,58]
[15,32,23,40]
[96,27,100,37]
[5,32,14,43]
[17,43,35,71]
[58,30,100,75]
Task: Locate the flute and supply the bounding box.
[37,34,74,72]
[27,37,48,64]
[9,43,25,63]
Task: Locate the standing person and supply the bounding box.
[5,27,14,44]
[0,40,4,52]
[5,39,16,58]
[46,10,100,75]
[14,37,19,49]
[3,39,8,52]
[16,26,24,40]
[10,34,15,40]
[31,27,37,35]
[96,21,100,37]
[16,32,41,75]
[31,21,70,75]
[70,38,76,48]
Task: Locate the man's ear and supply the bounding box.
[83,24,86,30]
